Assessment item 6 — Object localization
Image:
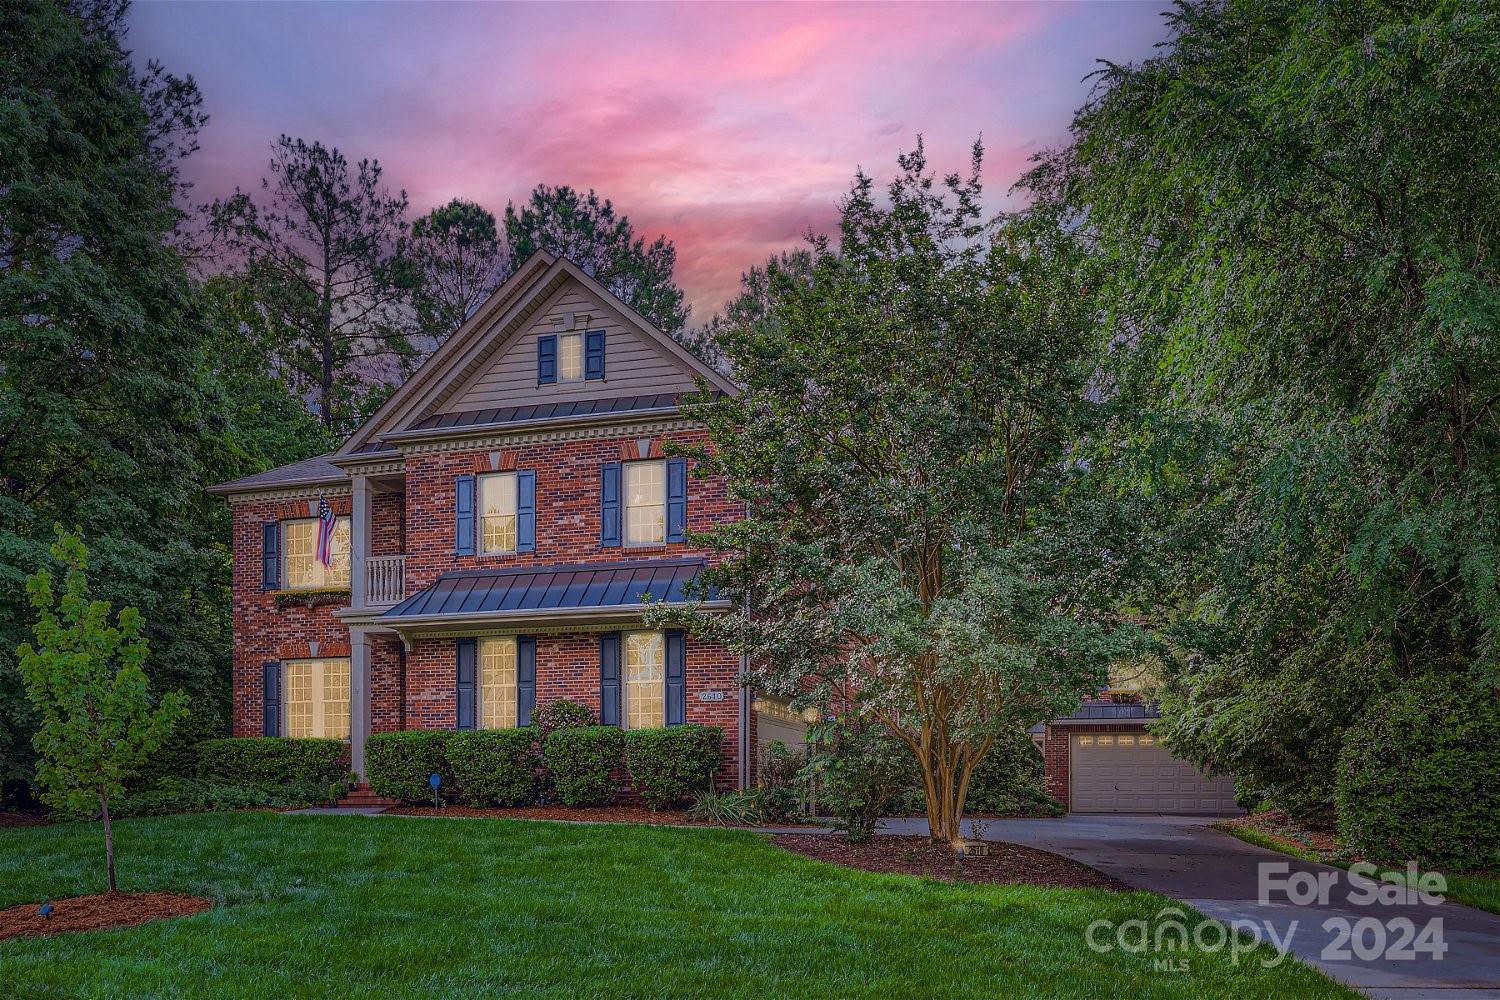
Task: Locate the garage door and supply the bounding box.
[1070,732,1239,814]
[753,697,814,758]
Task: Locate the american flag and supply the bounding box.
[315,496,337,567]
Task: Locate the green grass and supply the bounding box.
[1214,822,1500,916]
[0,812,1353,999]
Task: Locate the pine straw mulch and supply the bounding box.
[384,803,822,829]
[773,834,1127,890]
[0,892,213,941]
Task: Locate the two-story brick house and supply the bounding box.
[210,251,754,788]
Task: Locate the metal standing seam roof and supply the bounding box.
[1057,701,1161,721]
[406,393,690,432]
[381,558,716,620]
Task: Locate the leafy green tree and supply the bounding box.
[684,250,814,374]
[17,531,186,891]
[409,198,509,342]
[654,143,1135,846]
[208,136,416,435]
[1022,0,1500,819]
[0,0,221,791]
[504,184,688,332]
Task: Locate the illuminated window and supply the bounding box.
[624,631,665,729]
[282,517,350,590]
[1077,735,1095,746]
[479,473,518,554]
[624,461,666,545]
[283,659,350,739]
[479,637,518,729]
[1097,735,1115,746]
[558,332,584,382]
[1139,734,1155,746]
[1118,735,1136,746]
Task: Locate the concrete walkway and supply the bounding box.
[875,814,1499,999]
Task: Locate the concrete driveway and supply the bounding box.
[879,814,1500,999]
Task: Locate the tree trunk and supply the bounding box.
[100,784,117,894]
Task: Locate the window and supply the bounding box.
[1139,733,1155,747]
[284,659,350,739]
[479,637,518,728]
[624,631,665,729]
[1097,735,1115,746]
[1117,734,1136,746]
[558,331,584,382]
[624,460,666,545]
[283,517,350,590]
[1077,735,1094,746]
[479,473,518,554]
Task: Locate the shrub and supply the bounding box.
[756,740,805,823]
[61,776,349,820]
[446,728,543,807]
[533,699,596,737]
[135,694,227,788]
[367,731,454,803]
[198,737,347,788]
[1337,675,1500,871]
[688,787,761,826]
[804,718,916,843]
[544,726,624,806]
[624,726,722,810]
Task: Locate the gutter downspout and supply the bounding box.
[738,650,750,790]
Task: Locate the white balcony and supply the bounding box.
[365,555,406,607]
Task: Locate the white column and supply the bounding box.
[349,627,371,780]
[350,473,370,609]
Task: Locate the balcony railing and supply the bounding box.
[366,555,406,607]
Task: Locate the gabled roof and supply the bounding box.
[207,453,346,495]
[337,252,735,458]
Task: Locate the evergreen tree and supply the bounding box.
[408,198,509,343]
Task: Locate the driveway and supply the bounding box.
[878,814,1500,999]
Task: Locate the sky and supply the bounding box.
[127,1,1171,321]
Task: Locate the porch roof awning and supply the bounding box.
[378,558,722,626]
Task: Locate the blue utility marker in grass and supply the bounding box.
[428,772,442,810]
[38,900,52,917]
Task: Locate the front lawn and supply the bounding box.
[0,813,1351,998]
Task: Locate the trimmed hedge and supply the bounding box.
[447,728,543,807]
[1336,675,1500,871]
[533,699,596,737]
[544,726,624,806]
[198,737,347,787]
[625,726,722,810]
[367,731,454,803]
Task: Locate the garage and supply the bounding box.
[752,696,817,758]
[1070,731,1239,814]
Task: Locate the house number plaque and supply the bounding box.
[696,690,726,702]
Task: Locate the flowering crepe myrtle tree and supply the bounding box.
[651,141,1142,846]
[16,530,186,892]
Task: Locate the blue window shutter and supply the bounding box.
[537,335,557,384]
[585,329,606,380]
[600,463,621,547]
[516,470,536,553]
[517,636,537,726]
[262,661,281,736]
[456,639,477,730]
[262,522,280,591]
[665,630,686,726]
[455,474,475,555]
[666,457,688,543]
[599,632,621,726]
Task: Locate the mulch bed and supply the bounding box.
[1220,809,1343,858]
[385,804,825,829]
[0,892,213,941]
[773,834,1126,890]
[0,810,49,828]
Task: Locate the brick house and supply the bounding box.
[211,252,756,788]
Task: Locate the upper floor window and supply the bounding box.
[624,460,666,545]
[557,331,584,382]
[480,472,518,554]
[284,658,350,739]
[283,516,350,590]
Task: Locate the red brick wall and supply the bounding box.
[369,637,405,733]
[370,490,405,557]
[404,631,743,789]
[1042,722,1151,810]
[402,431,736,592]
[230,495,353,737]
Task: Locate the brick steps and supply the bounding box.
[336,783,398,809]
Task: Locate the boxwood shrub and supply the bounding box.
[447,728,543,807]
[544,726,624,806]
[367,731,454,803]
[197,737,347,787]
[624,725,722,810]
[1336,675,1500,871]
